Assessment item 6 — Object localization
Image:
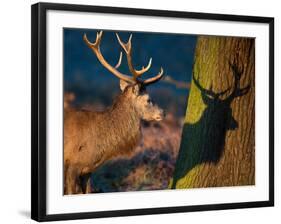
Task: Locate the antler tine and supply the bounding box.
[227,62,249,100]
[116,33,132,54]
[83,31,103,49]
[193,72,231,99]
[193,73,215,98]
[115,52,123,68]
[83,32,135,84]
[116,33,153,79]
[142,67,164,85]
[139,58,152,75]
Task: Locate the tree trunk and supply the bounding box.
[171,36,255,188]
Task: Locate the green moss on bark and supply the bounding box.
[171,36,255,189]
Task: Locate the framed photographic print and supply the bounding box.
[31,2,274,222]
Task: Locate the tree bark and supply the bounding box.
[171,36,255,188]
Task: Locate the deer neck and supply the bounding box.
[105,94,141,154]
[110,95,141,132]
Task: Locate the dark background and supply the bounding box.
[64,28,197,117]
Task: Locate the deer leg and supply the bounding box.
[80,173,92,194]
[85,174,92,194]
[64,165,79,195]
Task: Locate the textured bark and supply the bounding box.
[171,36,255,188]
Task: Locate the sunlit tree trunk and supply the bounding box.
[171,36,255,188]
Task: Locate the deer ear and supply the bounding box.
[119,80,130,92]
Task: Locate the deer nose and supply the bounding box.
[154,110,165,121]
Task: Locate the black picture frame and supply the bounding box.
[31,2,274,222]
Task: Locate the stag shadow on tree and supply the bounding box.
[171,63,250,189]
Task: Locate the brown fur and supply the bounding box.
[64,84,163,194]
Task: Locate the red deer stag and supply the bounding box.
[64,31,165,194]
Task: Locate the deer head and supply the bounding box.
[193,62,250,130]
[83,31,164,121]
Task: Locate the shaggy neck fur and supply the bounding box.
[95,88,142,158]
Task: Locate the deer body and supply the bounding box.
[64,31,164,194]
[64,90,142,194]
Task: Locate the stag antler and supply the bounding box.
[192,62,250,103]
[193,73,230,100]
[83,31,164,85]
[116,34,152,79]
[83,31,134,83]
[227,62,250,101]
